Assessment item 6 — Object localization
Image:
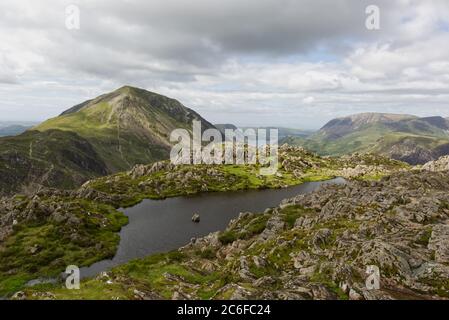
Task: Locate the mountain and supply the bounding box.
[281,113,449,164]
[319,113,417,139]
[215,124,312,143]
[0,86,215,195]
[214,124,238,136]
[241,126,313,139]
[0,125,32,137]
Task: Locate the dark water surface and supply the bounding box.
[80,178,345,278]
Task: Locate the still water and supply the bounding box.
[80,178,345,278]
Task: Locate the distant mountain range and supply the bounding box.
[2,88,449,196]
[0,125,32,137]
[241,126,313,139]
[214,124,312,140]
[0,86,214,195]
[281,112,449,164]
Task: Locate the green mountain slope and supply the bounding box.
[0,86,215,195]
[0,129,109,195]
[281,113,449,164]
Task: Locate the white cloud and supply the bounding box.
[303,97,315,104]
[0,0,449,129]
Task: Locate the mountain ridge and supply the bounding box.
[0,86,215,195]
[282,112,449,164]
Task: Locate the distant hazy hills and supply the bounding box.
[214,124,312,140]
[281,112,449,164]
[0,86,215,195]
[0,125,32,137]
[241,127,313,139]
[2,88,449,196]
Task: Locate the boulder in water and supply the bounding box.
[191,213,200,223]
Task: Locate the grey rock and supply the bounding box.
[191,213,200,223]
[428,225,449,264]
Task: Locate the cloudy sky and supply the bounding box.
[1,0,449,129]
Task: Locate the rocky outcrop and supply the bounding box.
[8,147,448,300]
[185,170,449,299]
[422,156,449,172]
[340,165,383,179]
[129,161,175,179]
[428,225,449,264]
[19,169,448,300]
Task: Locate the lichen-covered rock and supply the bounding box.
[428,225,449,264]
[422,156,449,172]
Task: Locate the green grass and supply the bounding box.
[416,227,432,246]
[35,102,115,135]
[218,214,270,244]
[279,205,313,228]
[304,125,390,156]
[286,120,449,160]
[2,140,410,299]
[218,231,239,245]
[29,249,225,300]
[309,269,348,300]
[36,103,171,173]
[86,161,341,209]
[0,198,128,296]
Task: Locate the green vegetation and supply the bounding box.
[306,124,393,156]
[23,249,228,300]
[33,86,215,174]
[0,129,109,195]
[0,198,128,296]
[2,144,354,296]
[19,204,362,300]
[87,161,339,208]
[416,227,432,246]
[219,214,270,244]
[22,168,449,300]
[0,113,414,299]
[0,157,335,296]
[0,86,216,195]
[309,269,349,300]
[281,113,449,165]
[279,205,313,228]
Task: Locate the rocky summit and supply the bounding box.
[76,170,448,299]
[0,146,408,297]
[8,152,449,300]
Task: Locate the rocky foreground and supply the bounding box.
[17,164,449,300]
[6,146,445,299]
